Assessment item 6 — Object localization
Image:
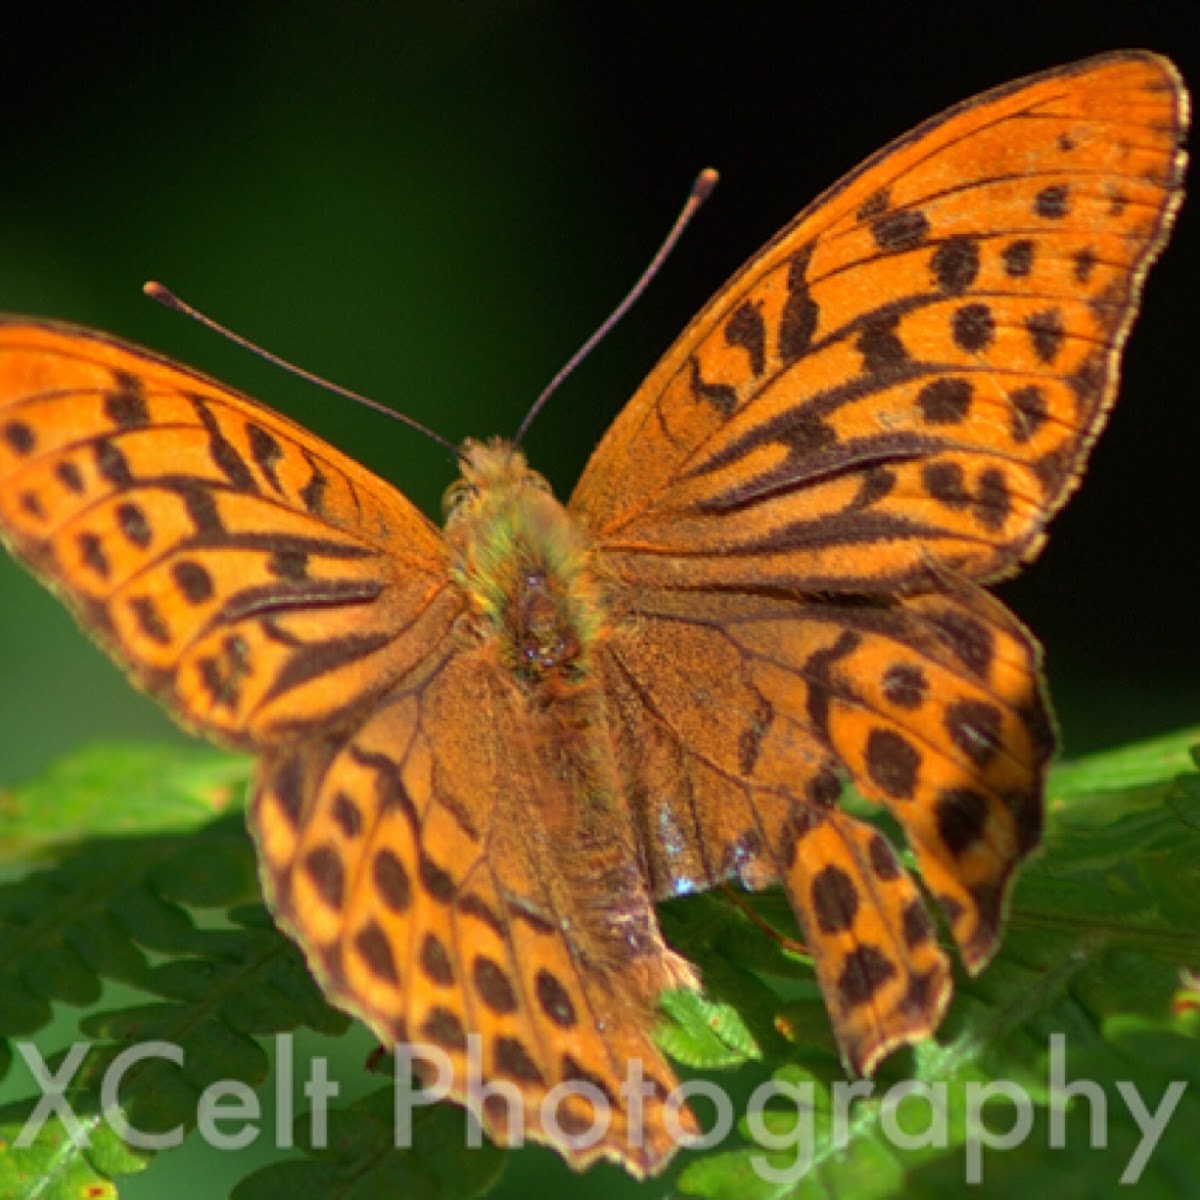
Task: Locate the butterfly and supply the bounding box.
[0,50,1187,1176]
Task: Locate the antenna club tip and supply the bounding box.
[693,168,720,200]
[143,281,181,309]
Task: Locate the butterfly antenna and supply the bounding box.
[513,167,719,446]
[144,281,461,456]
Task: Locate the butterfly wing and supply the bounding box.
[0,320,697,1173]
[573,52,1186,592]
[0,319,461,746]
[254,640,694,1175]
[599,578,1053,1071]
[574,52,1187,1070]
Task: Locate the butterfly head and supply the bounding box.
[445,439,607,680]
[444,437,551,511]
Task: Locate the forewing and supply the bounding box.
[0,318,460,746]
[572,53,1187,593]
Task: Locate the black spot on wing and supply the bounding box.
[474,956,518,1014]
[725,299,767,377]
[810,864,859,934]
[332,791,363,839]
[865,728,921,800]
[105,373,150,428]
[458,893,505,938]
[78,532,110,579]
[902,900,935,948]
[374,848,412,913]
[689,357,738,417]
[944,699,1003,766]
[779,245,819,362]
[867,832,901,881]
[3,421,35,455]
[930,236,980,294]
[1034,184,1069,219]
[56,461,85,494]
[176,482,225,537]
[95,439,133,487]
[356,922,400,985]
[917,378,972,425]
[535,969,577,1029]
[882,663,926,709]
[951,303,995,353]
[172,560,214,604]
[193,397,258,492]
[849,467,896,510]
[1009,385,1048,443]
[975,467,1011,532]
[420,933,455,986]
[247,422,286,493]
[923,461,971,509]
[304,844,345,909]
[935,788,989,855]
[300,453,329,516]
[116,502,152,548]
[495,1036,544,1085]
[808,769,841,808]
[268,547,309,580]
[803,631,860,740]
[270,753,306,827]
[1001,239,1035,278]
[129,595,171,644]
[422,1006,466,1050]
[856,313,910,376]
[419,852,456,903]
[856,188,890,220]
[927,609,994,680]
[871,208,930,253]
[196,634,250,711]
[838,944,896,1009]
[1068,353,1105,416]
[1026,308,1065,364]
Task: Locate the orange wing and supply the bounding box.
[0,319,461,747]
[573,52,1186,593]
[576,51,1187,1072]
[600,579,1054,1070]
[254,641,696,1175]
[0,320,694,1173]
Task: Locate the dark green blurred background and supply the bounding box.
[0,3,1196,1195]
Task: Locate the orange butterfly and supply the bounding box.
[0,51,1187,1175]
